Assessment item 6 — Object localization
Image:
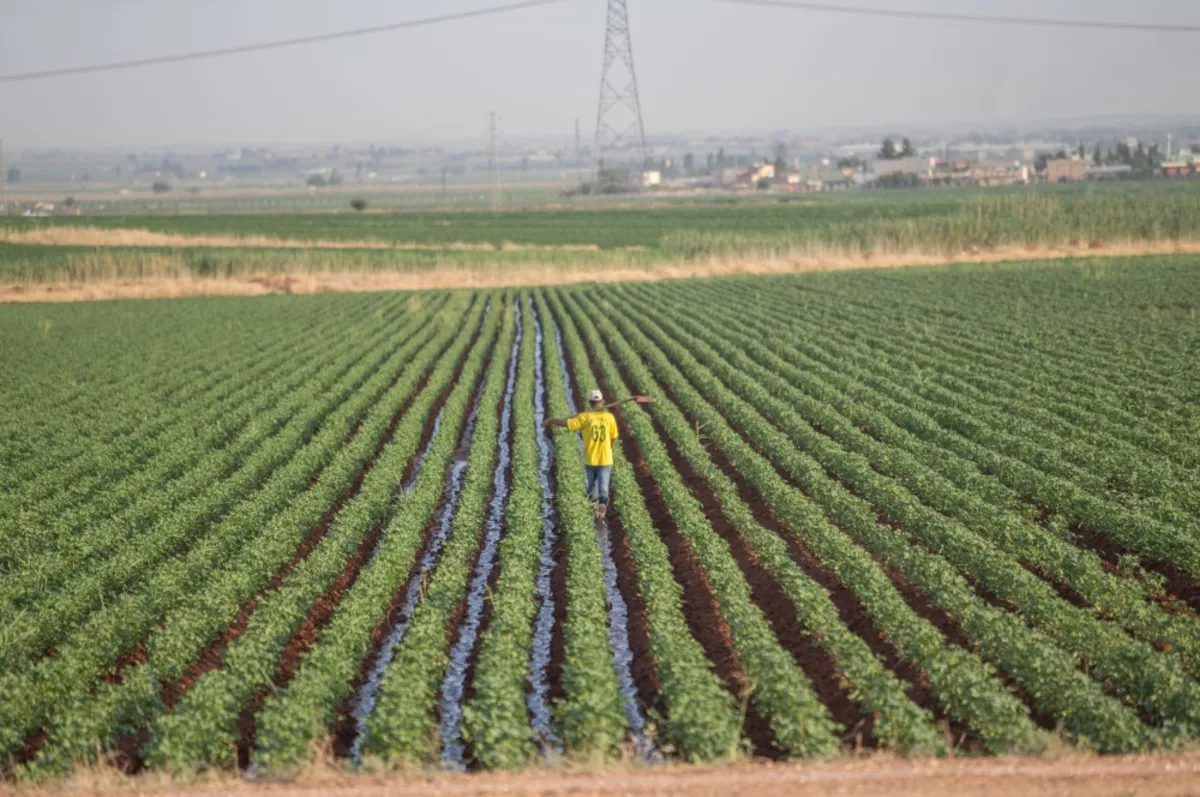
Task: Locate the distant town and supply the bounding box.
[3,120,1199,214]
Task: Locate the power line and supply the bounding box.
[710,0,1200,33]
[0,0,572,84]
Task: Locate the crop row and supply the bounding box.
[780,288,1200,527]
[1,293,367,514]
[250,298,510,770]
[568,291,946,755]
[0,295,429,631]
[17,295,424,544]
[595,285,1180,751]
[139,297,499,770]
[458,298,548,769]
[550,290,844,757]
[355,300,518,763]
[624,281,1200,675]
[702,279,1200,580]
[7,294,483,772]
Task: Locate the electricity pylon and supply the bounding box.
[593,0,647,172]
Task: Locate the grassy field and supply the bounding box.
[4,188,1200,294]
[2,255,1199,781]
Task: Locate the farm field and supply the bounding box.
[5,190,1200,299]
[2,255,1200,784]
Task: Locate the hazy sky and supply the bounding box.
[1,0,1198,149]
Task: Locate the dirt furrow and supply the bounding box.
[574,350,774,756]
[101,314,480,773]
[441,303,523,767]
[339,321,500,764]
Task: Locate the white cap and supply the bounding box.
[589,388,603,403]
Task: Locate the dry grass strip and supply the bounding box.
[3,240,1200,304]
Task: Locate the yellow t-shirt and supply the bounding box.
[567,410,619,467]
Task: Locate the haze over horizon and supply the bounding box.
[1,0,1198,150]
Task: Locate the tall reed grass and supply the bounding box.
[4,193,1200,286]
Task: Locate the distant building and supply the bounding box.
[1085,164,1133,180]
[749,163,775,182]
[786,173,823,192]
[1161,160,1195,177]
[714,162,775,188]
[961,162,1029,187]
[969,163,1028,187]
[874,156,935,177]
[1045,158,1087,183]
[640,170,661,188]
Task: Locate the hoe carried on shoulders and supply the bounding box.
[604,395,656,409]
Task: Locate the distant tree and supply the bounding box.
[774,140,788,162]
[716,146,726,166]
[350,197,367,212]
[837,155,865,170]
[5,168,18,184]
[306,174,327,187]
[328,169,345,187]
[1129,142,1153,172]
[62,196,76,208]
[683,152,695,174]
[1093,145,1104,166]
[879,138,898,160]
[1034,151,1069,172]
[900,138,915,157]
[1078,141,1087,159]
[756,177,771,191]
[355,162,363,181]
[773,155,787,174]
[151,180,172,193]
[596,168,628,194]
[521,157,530,172]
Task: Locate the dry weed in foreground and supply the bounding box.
[7,753,1200,797]
[4,240,1200,304]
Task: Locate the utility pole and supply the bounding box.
[593,0,647,175]
[487,111,500,211]
[441,166,448,203]
[575,118,583,189]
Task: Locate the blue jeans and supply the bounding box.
[584,465,612,507]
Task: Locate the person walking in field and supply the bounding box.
[544,388,619,519]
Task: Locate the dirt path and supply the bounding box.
[12,754,1200,797]
[4,241,1199,304]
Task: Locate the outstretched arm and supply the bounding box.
[542,417,568,429]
